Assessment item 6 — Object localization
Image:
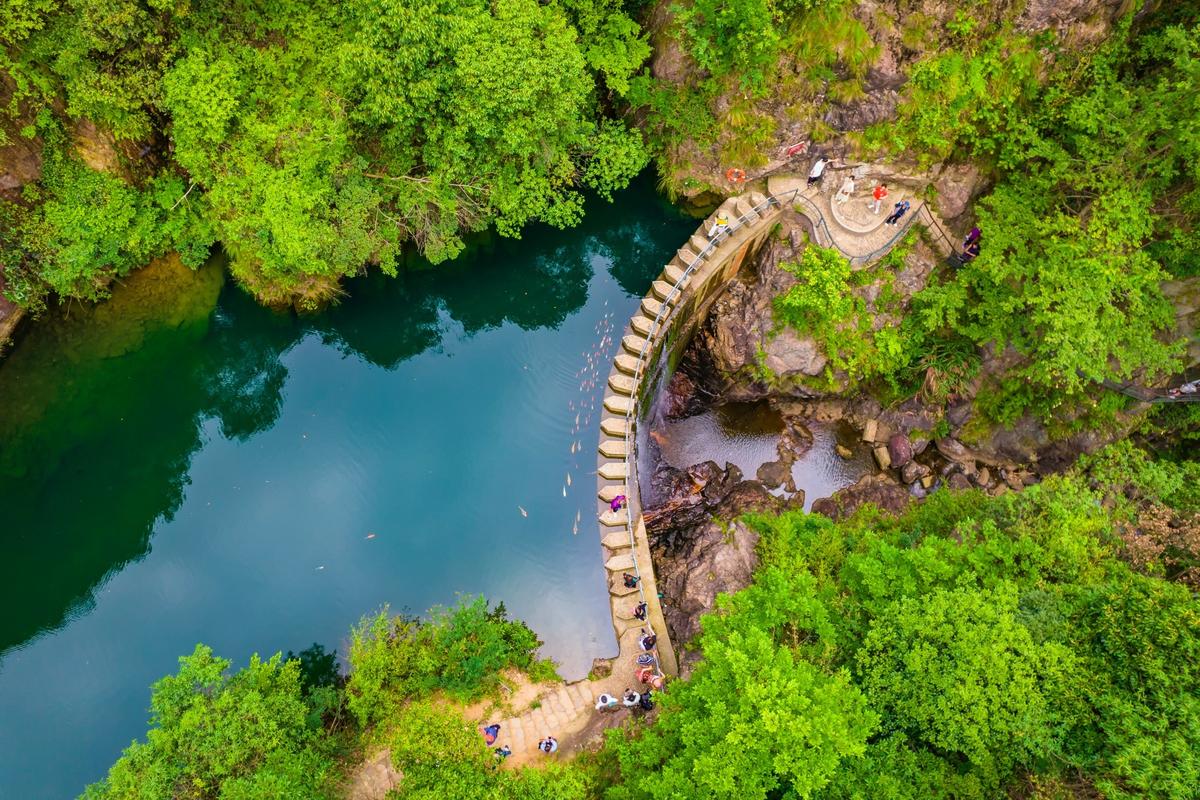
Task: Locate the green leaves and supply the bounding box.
[858,584,1073,772]
[346,596,546,728]
[84,644,334,799]
[5,0,649,306]
[612,626,876,799]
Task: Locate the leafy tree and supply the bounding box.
[857,585,1075,780]
[609,619,876,798]
[81,644,334,799]
[347,596,549,727]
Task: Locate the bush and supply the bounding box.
[347,596,550,727]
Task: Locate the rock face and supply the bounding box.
[642,460,742,537]
[691,231,829,398]
[644,459,789,654]
[810,473,911,521]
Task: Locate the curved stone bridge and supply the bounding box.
[476,174,955,770]
[592,174,956,681]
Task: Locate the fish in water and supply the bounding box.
[365,533,377,540]
[566,473,572,487]
[518,506,528,517]
[562,486,567,497]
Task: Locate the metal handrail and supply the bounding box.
[916,205,958,255]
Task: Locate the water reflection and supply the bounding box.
[0,175,694,799]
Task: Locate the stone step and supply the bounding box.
[598,439,627,459]
[600,416,627,437]
[718,197,740,216]
[605,553,636,572]
[613,353,639,375]
[598,462,627,480]
[650,280,676,302]
[629,314,655,337]
[621,334,648,356]
[607,373,636,396]
[614,600,642,620]
[735,196,757,220]
[597,484,626,502]
[602,530,632,550]
[662,263,685,283]
[640,297,666,319]
[599,509,629,527]
[570,682,593,706]
[688,234,710,254]
[749,191,768,207]
[603,394,632,415]
[609,577,639,596]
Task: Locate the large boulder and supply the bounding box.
[810,473,911,521]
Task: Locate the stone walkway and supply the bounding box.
[766,175,957,263]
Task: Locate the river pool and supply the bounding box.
[0,179,693,798]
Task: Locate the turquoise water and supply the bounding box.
[0,179,693,798]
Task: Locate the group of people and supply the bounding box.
[594,687,655,712]
[812,157,913,224]
[808,156,988,258]
[479,720,557,759]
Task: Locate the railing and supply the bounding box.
[1101,378,1200,404]
[917,204,959,255]
[792,192,927,266]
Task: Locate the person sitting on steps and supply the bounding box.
[707,214,730,239]
[884,199,911,225]
[595,693,619,712]
[538,736,558,754]
[639,629,657,651]
[623,573,639,589]
[623,688,641,707]
[633,601,647,621]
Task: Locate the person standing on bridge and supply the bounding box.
[884,199,911,225]
[870,183,888,213]
[807,157,828,187]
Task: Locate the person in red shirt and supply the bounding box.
[871,183,888,214]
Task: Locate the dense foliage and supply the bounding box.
[80,645,337,799]
[603,445,1200,798]
[907,18,1198,417]
[82,597,551,799]
[347,596,554,726]
[1,0,649,307]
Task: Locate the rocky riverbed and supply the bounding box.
[639,209,1127,660]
